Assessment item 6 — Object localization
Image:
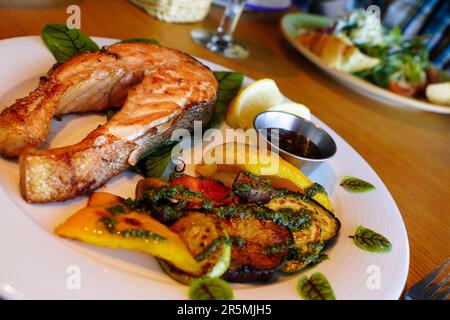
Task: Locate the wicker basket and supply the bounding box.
[130,0,213,23]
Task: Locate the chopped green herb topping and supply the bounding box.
[121,228,165,241]
[211,205,312,231]
[304,183,326,198]
[99,216,165,241]
[230,236,246,247]
[106,205,126,215]
[195,237,229,262]
[264,240,296,255]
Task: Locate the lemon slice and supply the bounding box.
[225,79,283,129]
[267,102,311,120]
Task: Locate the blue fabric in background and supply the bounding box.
[292,0,449,70]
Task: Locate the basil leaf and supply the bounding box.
[119,38,159,45]
[297,272,336,300]
[340,176,375,192]
[189,277,234,300]
[106,113,174,178]
[129,140,179,178]
[351,225,392,253]
[42,24,158,63]
[209,71,244,127]
[42,24,100,63]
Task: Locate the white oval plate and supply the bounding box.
[0,36,409,300]
[281,12,450,114]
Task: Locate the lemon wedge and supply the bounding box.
[225,79,283,129]
[267,102,311,120]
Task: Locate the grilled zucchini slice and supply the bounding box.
[265,196,340,242]
[264,196,340,273]
[159,212,231,284]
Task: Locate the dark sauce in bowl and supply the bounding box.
[266,128,323,159]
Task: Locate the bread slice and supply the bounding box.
[341,45,380,73]
[297,32,379,73]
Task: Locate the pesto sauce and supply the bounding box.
[243,172,272,184]
[106,205,126,215]
[233,182,312,203]
[230,236,246,247]
[124,184,208,222]
[201,200,214,211]
[264,240,296,255]
[232,183,253,195]
[272,189,312,202]
[304,183,326,198]
[109,173,316,233]
[121,228,166,241]
[100,216,117,233]
[211,205,312,232]
[99,216,166,241]
[294,241,324,263]
[143,184,204,203]
[266,208,312,231]
[195,237,229,262]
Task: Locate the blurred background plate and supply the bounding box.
[281,12,450,114]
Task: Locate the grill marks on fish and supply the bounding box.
[0,43,218,202]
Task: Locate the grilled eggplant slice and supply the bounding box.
[232,171,275,204]
[159,212,231,284]
[234,171,340,241]
[221,216,292,282]
[264,196,340,273]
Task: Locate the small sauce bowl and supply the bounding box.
[253,111,337,174]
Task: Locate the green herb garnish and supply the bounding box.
[100,216,117,234]
[340,176,375,192]
[189,277,234,300]
[350,225,392,253]
[42,24,159,63]
[230,236,246,247]
[121,228,165,241]
[304,183,326,197]
[119,38,159,45]
[128,140,179,178]
[99,216,165,241]
[211,204,312,232]
[195,237,229,262]
[42,24,100,63]
[297,273,336,300]
[106,205,126,215]
[210,71,244,127]
[264,240,296,255]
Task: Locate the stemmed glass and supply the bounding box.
[191,0,249,59]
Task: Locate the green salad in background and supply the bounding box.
[323,9,449,105]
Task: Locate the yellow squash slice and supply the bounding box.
[55,192,202,274]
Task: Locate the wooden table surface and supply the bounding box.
[0,0,449,297]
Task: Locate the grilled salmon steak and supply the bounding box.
[0,43,217,202]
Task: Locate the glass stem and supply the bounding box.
[216,0,246,41]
